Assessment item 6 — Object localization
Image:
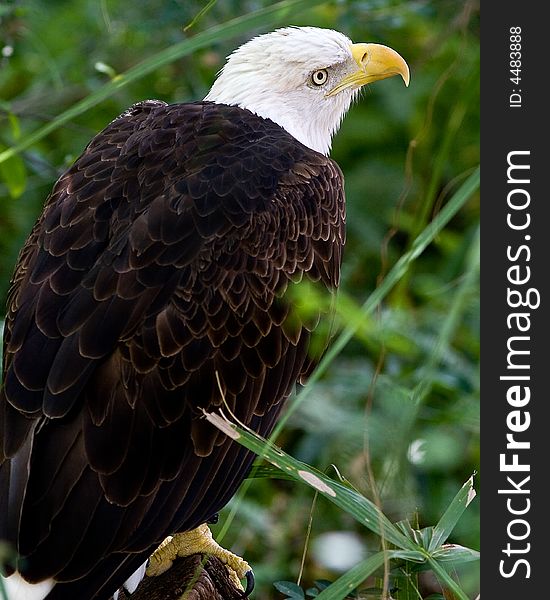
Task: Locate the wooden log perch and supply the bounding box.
[117,554,245,600]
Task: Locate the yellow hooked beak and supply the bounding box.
[327,43,410,97]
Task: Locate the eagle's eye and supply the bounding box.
[311,69,328,86]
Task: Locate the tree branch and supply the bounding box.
[118,554,245,600]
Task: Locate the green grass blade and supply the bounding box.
[427,556,471,600]
[411,224,480,409]
[432,544,480,566]
[246,464,296,481]
[314,549,426,600]
[429,475,477,552]
[0,0,323,166]
[272,166,480,437]
[313,551,388,600]
[205,412,417,551]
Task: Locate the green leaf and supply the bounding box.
[306,587,320,597]
[246,464,295,481]
[184,0,219,31]
[432,544,480,565]
[427,557,471,600]
[389,549,426,563]
[429,475,477,552]
[313,581,332,591]
[274,581,306,599]
[395,520,433,549]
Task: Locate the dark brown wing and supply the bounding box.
[0,100,345,598]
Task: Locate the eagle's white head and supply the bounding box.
[205,26,409,156]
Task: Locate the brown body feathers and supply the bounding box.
[0,100,345,599]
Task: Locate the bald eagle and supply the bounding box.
[0,27,409,600]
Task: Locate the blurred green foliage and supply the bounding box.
[0,0,479,598]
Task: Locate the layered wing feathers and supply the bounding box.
[0,100,345,594]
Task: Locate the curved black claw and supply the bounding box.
[240,569,255,598]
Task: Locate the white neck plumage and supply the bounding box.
[205,80,351,156]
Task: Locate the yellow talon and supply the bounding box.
[146,523,251,591]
